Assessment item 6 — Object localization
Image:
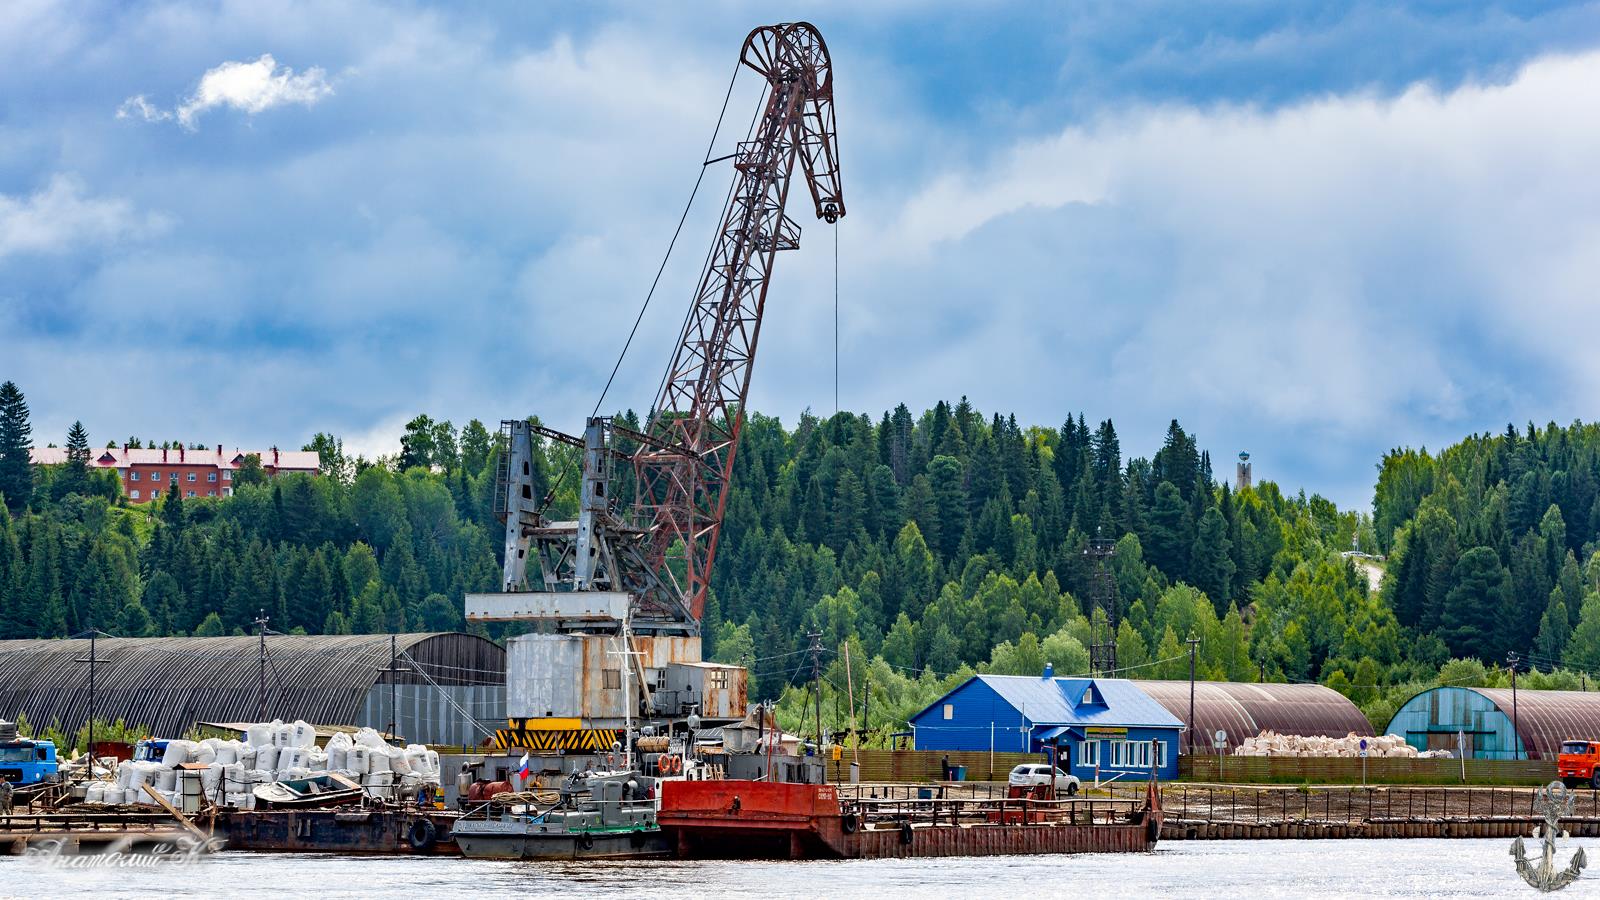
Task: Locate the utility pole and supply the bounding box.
[389,634,398,741]
[1186,635,1200,757]
[1507,652,1521,760]
[71,626,106,764]
[809,632,825,783]
[254,609,270,722]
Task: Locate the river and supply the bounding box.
[0,838,1583,898]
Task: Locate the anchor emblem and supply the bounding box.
[1511,780,1588,892]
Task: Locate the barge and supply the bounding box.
[218,806,460,855]
[659,778,1162,859]
[454,770,669,860]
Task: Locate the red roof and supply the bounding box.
[29,446,320,472]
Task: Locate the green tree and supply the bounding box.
[1189,506,1236,613]
[0,382,32,512]
[1439,546,1511,660]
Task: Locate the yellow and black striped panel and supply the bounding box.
[493,727,623,752]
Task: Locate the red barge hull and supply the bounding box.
[659,780,1160,860]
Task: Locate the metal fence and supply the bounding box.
[1180,755,1555,784]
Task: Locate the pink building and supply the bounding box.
[28,445,320,504]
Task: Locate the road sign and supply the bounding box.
[1212,729,1227,748]
[1359,738,1368,757]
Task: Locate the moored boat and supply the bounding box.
[252,773,364,810]
[453,769,668,860]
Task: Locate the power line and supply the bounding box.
[593,54,744,419]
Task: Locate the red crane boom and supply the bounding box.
[633,22,845,623]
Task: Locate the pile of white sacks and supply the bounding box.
[83,720,442,808]
[1232,730,1454,759]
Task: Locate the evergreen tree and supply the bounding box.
[1189,507,1235,613]
[1439,546,1511,660]
[0,382,31,513]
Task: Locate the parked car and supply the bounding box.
[1008,763,1079,795]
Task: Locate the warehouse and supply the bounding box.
[0,632,505,747]
[1133,680,1375,753]
[1385,686,1600,760]
[909,674,1183,780]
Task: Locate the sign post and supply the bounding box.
[1359,738,1368,787]
[1213,729,1228,782]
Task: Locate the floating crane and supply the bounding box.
[467,23,844,747]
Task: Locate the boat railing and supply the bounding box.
[838,794,1145,829]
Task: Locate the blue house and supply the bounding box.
[909,674,1183,781]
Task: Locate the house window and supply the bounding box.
[150,489,160,498]
[208,472,217,482]
[129,490,140,499]
[185,491,195,498]
[187,473,196,482]
[709,669,730,689]
[223,471,231,481]
[603,669,622,690]
[148,470,160,480]
[943,703,954,720]
[223,488,232,497]
[1080,739,1099,768]
[207,491,215,497]
[169,472,178,482]
[1155,740,1168,769]
[129,472,140,482]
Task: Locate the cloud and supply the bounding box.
[118,54,333,130]
[0,175,165,258]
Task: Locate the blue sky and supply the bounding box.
[4,1,1600,510]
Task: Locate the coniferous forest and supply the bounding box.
[3,376,1599,738]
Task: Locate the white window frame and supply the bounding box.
[129,472,140,482]
[150,489,160,498]
[129,490,140,499]
[223,488,232,497]
[223,470,232,481]
[187,472,196,482]
[207,472,217,482]
[943,703,954,720]
[1080,739,1099,768]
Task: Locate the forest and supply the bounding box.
[3,376,1598,740]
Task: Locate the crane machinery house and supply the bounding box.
[911,672,1183,781]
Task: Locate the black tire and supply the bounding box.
[1146,815,1161,845]
[1064,782,1079,797]
[1590,772,1600,791]
[407,817,437,852]
[899,821,913,845]
[840,813,859,835]
[577,832,595,851]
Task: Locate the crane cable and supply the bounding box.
[590,56,746,420]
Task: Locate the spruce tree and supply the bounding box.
[0,382,32,512]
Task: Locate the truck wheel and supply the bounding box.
[1590,773,1600,791]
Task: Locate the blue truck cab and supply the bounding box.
[0,740,59,785]
[133,739,170,763]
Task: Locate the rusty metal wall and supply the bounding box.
[1133,680,1374,753]
[0,633,503,741]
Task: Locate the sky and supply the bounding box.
[5,1,1600,511]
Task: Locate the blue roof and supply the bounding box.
[919,675,1183,730]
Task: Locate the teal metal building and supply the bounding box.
[1385,686,1600,760]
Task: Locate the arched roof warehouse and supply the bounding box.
[1133,680,1375,754]
[0,633,504,746]
[1386,686,1600,760]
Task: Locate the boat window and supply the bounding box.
[603,668,622,690]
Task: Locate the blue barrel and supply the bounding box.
[917,787,933,799]
[953,765,967,781]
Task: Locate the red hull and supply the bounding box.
[659,780,1159,860]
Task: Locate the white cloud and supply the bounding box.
[119,54,333,130]
[0,175,165,258]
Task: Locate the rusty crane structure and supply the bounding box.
[467,23,844,747]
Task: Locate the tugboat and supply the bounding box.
[453,769,668,860]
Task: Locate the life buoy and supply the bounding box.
[660,754,680,775]
[577,832,596,851]
[407,817,437,852]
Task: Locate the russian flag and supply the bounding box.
[518,752,530,781]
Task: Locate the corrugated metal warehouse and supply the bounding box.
[0,633,506,747]
[1133,680,1375,753]
[1386,686,1600,760]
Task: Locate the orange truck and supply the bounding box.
[1558,741,1600,787]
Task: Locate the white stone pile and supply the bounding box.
[83,719,442,808]
[1232,730,1454,759]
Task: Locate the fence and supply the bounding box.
[1180,755,1555,785]
[825,749,1040,783]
